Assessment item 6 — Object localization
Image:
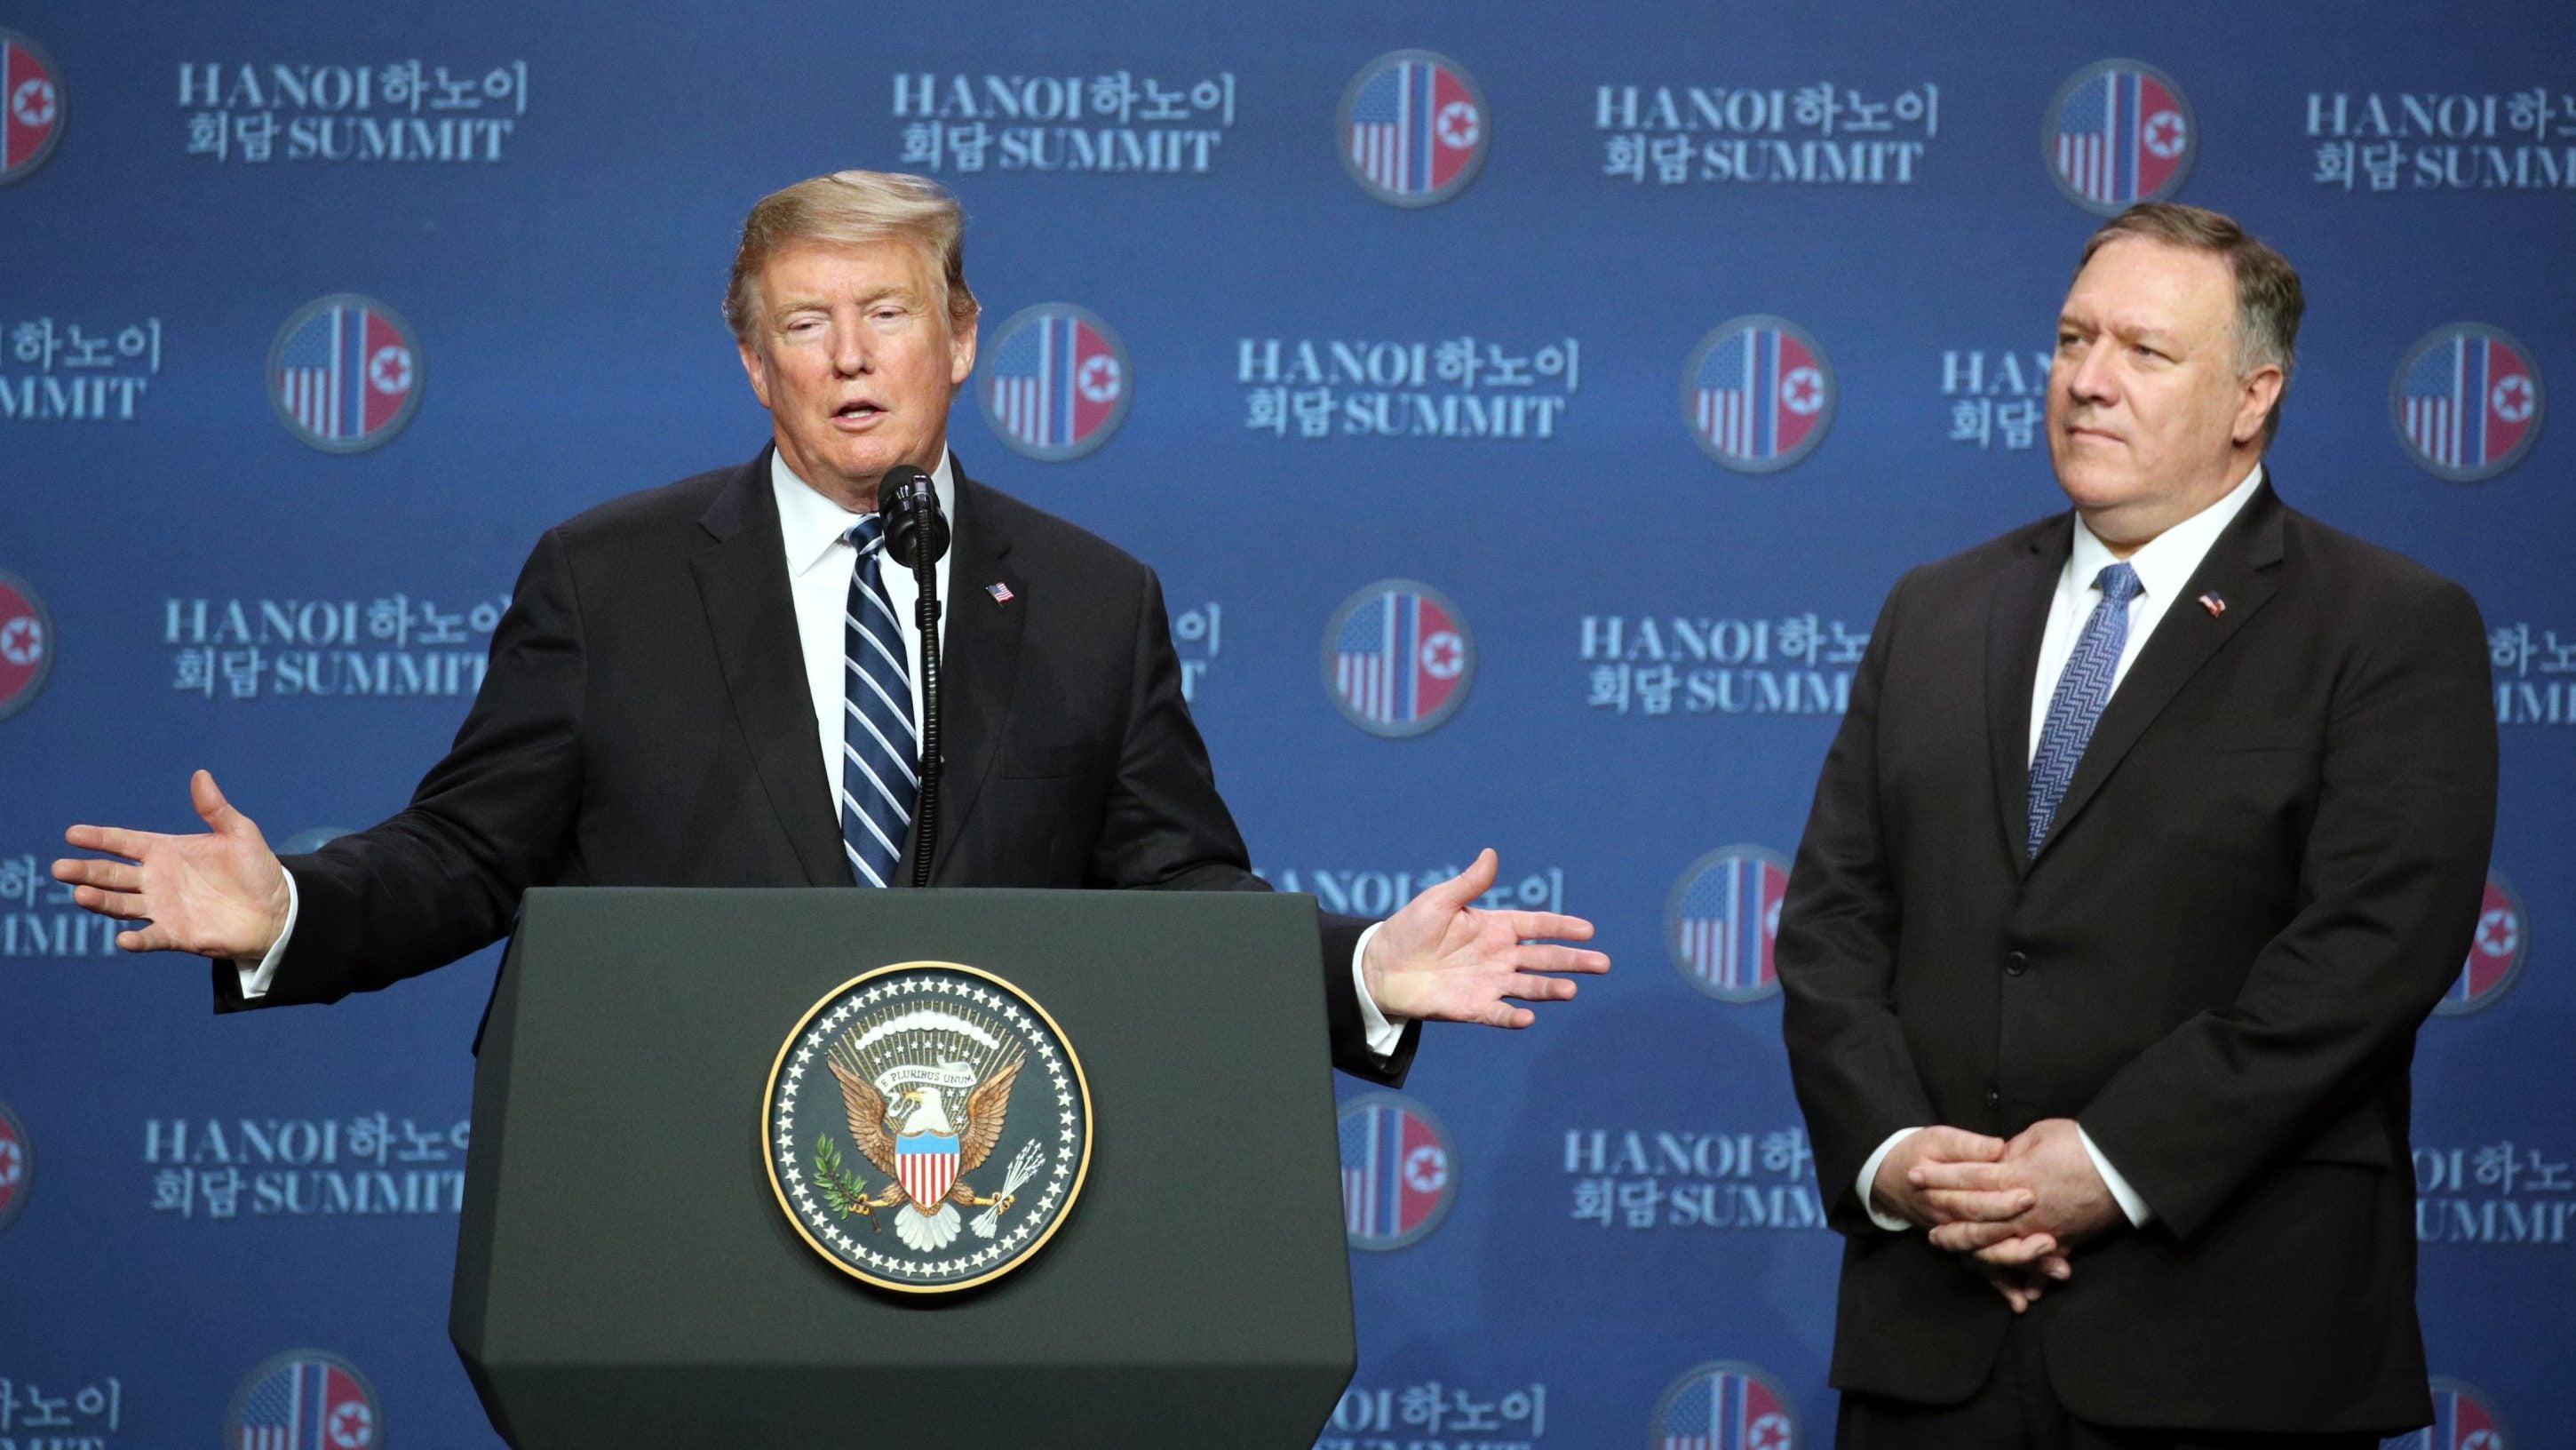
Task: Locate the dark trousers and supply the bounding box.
[1835,1316,2381,1450]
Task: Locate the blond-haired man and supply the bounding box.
[58,171,1605,1075]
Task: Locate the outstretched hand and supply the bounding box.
[53,770,292,960]
[1360,848,1609,1028]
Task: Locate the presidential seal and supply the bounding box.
[764,961,1093,1294]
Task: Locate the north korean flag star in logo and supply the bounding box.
[2493,372,2536,424]
[1420,630,1465,681]
[2142,108,2187,159]
[1781,365,1825,416]
[11,74,52,127]
[1403,1141,1450,1195]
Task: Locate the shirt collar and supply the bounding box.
[2069,462,2265,602]
[769,448,958,579]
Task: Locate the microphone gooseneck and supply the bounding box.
[878,466,949,888]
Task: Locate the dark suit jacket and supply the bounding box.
[1777,480,2494,1433]
[219,447,1419,1085]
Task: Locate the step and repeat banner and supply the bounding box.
[3,2,2569,1446]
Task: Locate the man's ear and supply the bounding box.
[948,311,979,388]
[2233,363,2285,447]
[737,337,774,411]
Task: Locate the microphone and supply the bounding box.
[877,464,950,570]
[875,464,947,888]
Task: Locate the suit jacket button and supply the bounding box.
[1985,1088,2002,1110]
[2004,950,2029,976]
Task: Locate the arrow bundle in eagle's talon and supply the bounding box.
[971,1141,1046,1239]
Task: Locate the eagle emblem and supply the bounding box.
[766,963,1091,1292]
[821,1022,1029,1252]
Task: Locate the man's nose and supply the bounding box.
[831,323,870,376]
[2061,345,2116,404]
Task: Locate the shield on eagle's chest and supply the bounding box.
[897,1133,960,1208]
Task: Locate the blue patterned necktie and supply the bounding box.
[839,516,918,888]
[2026,561,2143,858]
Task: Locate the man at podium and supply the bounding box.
[53,170,1606,1083]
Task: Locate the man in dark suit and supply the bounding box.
[1777,203,2495,1446]
[53,171,1606,1080]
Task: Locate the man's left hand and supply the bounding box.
[1920,1118,2121,1263]
[1361,848,1610,1028]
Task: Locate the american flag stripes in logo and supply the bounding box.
[979,304,1129,462]
[1683,317,1833,473]
[229,1354,378,1450]
[1651,1364,1797,1450]
[1667,847,1791,1001]
[1338,50,1487,206]
[2047,60,2192,214]
[1325,582,1471,737]
[1338,1094,1454,1249]
[267,295,421,452]
[2396,324,2541,482]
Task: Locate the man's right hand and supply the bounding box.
[1872,1126,2066,1313]
[1871,1126,2027,1230]
[53,770,292,961]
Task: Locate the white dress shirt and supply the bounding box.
[245,450,1404,1060]
[1856,464,2266,1232]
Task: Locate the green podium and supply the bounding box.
[449,888,1357,1447]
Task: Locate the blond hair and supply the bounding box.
[722,171,979,340]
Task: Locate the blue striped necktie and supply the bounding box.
[2026,561,2143,858]
[839,515,918,888]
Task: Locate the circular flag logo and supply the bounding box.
[2381,1377,2508,1449]
[1337,50,1488,207]
[0,32,65,185]
[1338,1091,1455,1251]
[765,960,1092,1294]
[2437,872,2528,1016]
[227,1351,382,1450]
[2392,324,2543,483]
[978,303,1130,463]
[1682,316,1833,474]
[0,570,55,722]
[1323,579,1473,738]
[1650,1360,1800,1450]
[1668,846,1791,1003]
[2044,59,2194,216]
[0,1100,32,1234]
[268,294,423,453]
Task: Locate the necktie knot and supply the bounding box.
[847,515,886,558]
[2095,561,2142,605]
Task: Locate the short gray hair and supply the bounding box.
[2079,202,2303,448]
[723,170,979,340]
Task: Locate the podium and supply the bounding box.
[449,888,1358,1448]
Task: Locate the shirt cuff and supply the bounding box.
[234,870,299,1000]
[1857,1127,1922,1231]
[2076,1120,2155,1228]
[1350,920,1406,1059]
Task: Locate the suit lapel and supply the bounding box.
[689,448,849,888]
[2035,482,2288,863]
[1987,521,2069,872]
[920,468,1025,880]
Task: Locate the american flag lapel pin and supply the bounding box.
[987,582,1015,603]
[2198,592,2225,617]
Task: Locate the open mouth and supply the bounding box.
[835,400,884,421]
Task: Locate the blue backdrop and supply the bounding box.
[2,3,2567,1446]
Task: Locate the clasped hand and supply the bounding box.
[1870,1119,2121,1313]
